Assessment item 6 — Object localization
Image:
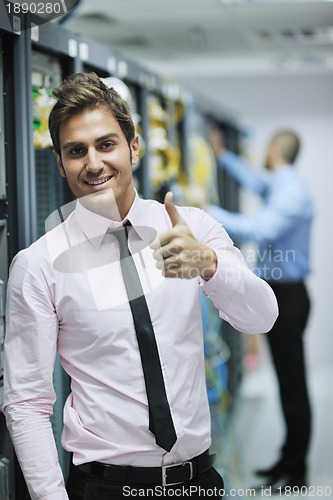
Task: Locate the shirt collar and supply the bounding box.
[75,192,147,249]
[125,194,153,241]
[272,164,293,175]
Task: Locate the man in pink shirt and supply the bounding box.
[3,72,278,500]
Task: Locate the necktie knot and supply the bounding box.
[109,223,131,259]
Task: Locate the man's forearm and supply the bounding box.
[201,246,278,334]
[218,150,267,196]
[4,404,68,500]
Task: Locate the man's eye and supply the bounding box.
[70,148,84,156]
[101,142,114,150]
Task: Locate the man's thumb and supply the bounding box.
[164,191,184,227]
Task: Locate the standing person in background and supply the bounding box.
[2,73,278,500]
[208,127,314,492]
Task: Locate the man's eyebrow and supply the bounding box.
[95,133,120,143]
[62,133,120,150]
[62,141,84,150]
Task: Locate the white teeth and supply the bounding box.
[87,176,111,186]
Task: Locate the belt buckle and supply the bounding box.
[162,461,193,487]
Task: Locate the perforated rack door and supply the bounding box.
[0,38,5,201]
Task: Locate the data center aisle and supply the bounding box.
[217,339,333,499]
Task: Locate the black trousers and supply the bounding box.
[267,281,311,475]
[66,463,224,499]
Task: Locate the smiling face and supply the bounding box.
[54,106,139,220]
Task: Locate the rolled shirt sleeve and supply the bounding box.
[186,208,279,334]
[200,245,279,334]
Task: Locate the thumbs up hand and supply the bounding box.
[163,191,187,228]
[150,192,217,280]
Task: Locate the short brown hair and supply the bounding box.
[48,72,136,155]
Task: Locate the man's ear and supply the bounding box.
[53,150,66,177]
[130,136,140,167]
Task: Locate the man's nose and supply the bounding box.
[85,148,104,172]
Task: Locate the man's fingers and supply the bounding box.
[152,243,177,262]
[150,236,160,251]
[164,191,186,228]
[150,233,172,251]
[150,192,188,253]
[152,246,164,262]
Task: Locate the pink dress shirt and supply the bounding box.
[2,195,278,499]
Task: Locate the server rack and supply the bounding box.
[0,12,84,498]
[0,7,26,498]
[215,121,244,405]
[182,102,245,487]
[0,33,11,500]
[0,11,245,498]
[184,99,244,407]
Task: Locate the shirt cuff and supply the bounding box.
[198,250,235,302]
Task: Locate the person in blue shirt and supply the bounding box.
[208,127,314,492]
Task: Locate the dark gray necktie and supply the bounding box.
[112,223,177,452]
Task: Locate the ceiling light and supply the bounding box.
[253,26,333,46]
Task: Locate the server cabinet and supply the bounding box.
[146,91,184,202]
[0,29,19,500]
[167,96,245,408]
[0,37,5,203]
[0,16,83,498]
[31,50,71,238]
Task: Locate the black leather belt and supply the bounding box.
[76,450,215,487]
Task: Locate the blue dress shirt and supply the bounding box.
[208,151,314,283]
